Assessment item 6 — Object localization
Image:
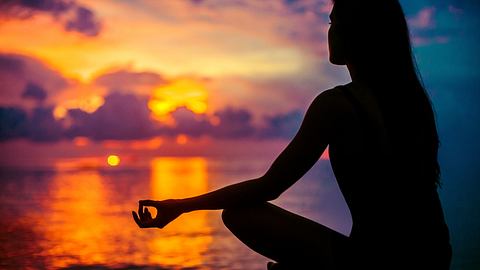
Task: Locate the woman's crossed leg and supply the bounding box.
[222,202,351,269]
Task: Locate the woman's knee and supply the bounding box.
[221,207,242,229]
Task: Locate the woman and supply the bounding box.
[132,0,452,269]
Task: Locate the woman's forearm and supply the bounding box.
[177,177,279,213]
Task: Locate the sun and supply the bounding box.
[148,79,208,123]
[107,155,120,167]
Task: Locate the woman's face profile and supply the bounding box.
[328,5,347,65]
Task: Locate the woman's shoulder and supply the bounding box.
[311,83,353,109]
[315,81,378,110]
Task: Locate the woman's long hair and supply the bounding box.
[333,0,440,187]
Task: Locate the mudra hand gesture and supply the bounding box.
[132,199,183,229]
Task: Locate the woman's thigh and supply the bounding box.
[222,202,351,268]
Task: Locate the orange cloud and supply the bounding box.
[148,78,208,124]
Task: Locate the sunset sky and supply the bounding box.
[0,0,479,165]
[1,2,479,268]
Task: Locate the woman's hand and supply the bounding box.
[132,199,184,229]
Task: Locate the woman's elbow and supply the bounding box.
[258,179,283,201]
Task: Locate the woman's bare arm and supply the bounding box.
[133,89,337,228]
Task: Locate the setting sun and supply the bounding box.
[107,155,120,167]
[148,79,208,123]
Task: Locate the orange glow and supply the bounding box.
[73,137,90,147]
[102,140,123,149]
[42,170,112,268]
[148,79,208,123]
[53,106,68,120]
[107,155,120,166]
[149,157,212,267]
[176,134,188,145]
[130,137,164,150]
[209,115,221,126]
[53,94,104,120]
[54,157,103,171]
[101,138,165,150]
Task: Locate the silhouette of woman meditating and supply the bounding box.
[133,0,452,269]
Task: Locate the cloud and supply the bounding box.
[0,107,28,141]
[0,53,68,107]
[448,5,463,15]
[167,107,212,137]
[0,106,63,142]
[259,110,303,139]
[66,93,156,140]
[21,83,47,102]
[406,6,455,46]
[0,50,321,143]
[94,69,165,95]
[408,7,436,29]
[64,6,101,36]
[0,0,101,37]
[135,0,331,59]
[27,107,63,142]
[212,107,255,138]
[154,105,302,140]
[0,0,72,17]
[0,98,308,142]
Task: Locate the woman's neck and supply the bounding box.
[347,63,360,83]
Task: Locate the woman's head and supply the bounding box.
[328,0,441,187]
[328,0,413,79]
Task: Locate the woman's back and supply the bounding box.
[327,81,451,267]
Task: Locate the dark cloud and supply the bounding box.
[65,6,101,37]
[0,106,62,142]
[0,0,72,19]
[21,83,47,102]
[168,107,212,137]
[259,110,303,139]
[0,53,68,106]
[64,108,90,138]
[159,106,301,140]
[163,106,260,139]
[0,0,101,37]
[66,93,156,140]
[212,107,255,138]
[1,90,305,142]
[0,107,28,140]
[27,107,63,142]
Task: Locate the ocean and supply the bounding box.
[0,156,476,269]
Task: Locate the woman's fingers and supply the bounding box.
[138,200,158,221]
[138,203,145,220]
[132,210,156,228]
[139,200,157,207]
[134,199,178,229]
[133,200,161,228]
[145,207,153,219]
[132,211,143,228]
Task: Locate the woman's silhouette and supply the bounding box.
[132,0,452,269]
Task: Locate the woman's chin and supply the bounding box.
[329,56,347,66]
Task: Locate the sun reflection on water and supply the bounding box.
[35,157,213,269]
[41,170,112,268]
[148,157,212,268]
